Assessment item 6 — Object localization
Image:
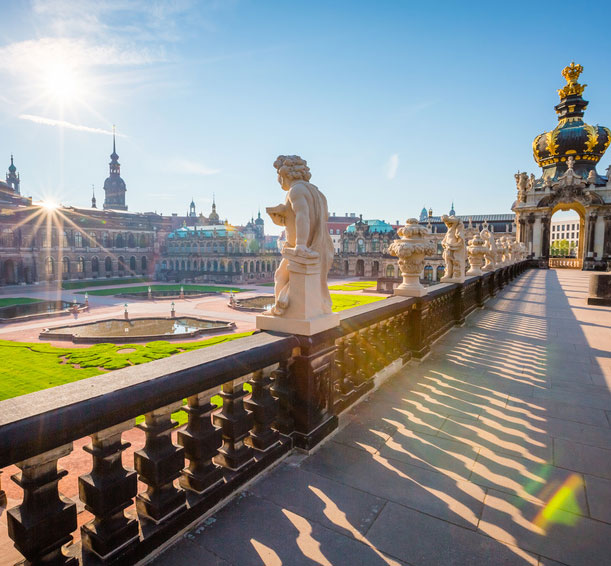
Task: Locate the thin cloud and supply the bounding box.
[170,158,221,176]
[19,114,125,136]
[386,153,399,180]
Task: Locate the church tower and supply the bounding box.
[6,155,20,194]
[189,198,196,217]
[103,127,127,210]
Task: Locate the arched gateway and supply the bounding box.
[513,62,611,270]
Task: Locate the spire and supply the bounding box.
[91,184,97,208]
[6,154,20,194]
[8,155,16,173]
[449,201,455,216]
[112,125,117,158]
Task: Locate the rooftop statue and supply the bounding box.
[480,228,496,272]
[256,155,338,335]
[440,215,466,283]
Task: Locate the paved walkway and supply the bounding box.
[150,269,611,566]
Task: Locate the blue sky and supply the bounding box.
[1,0,609,232]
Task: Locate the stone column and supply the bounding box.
[603,215,611,259]
[532,216,542,258]
[541,216,550,259]
[587,214,598,257]
[594,215,605,258]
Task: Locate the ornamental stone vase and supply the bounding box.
[388,219,436,297]
[466,234,487,276]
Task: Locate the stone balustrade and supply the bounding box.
[0,261,530,565]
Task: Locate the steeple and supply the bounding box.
[189,197,196,217]
[449,201,455,216]
[91,185,97,208]
[6,155,20,194]
[208,194,220,224]
[103,125,127,210]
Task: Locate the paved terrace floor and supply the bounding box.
[150,269,611,566]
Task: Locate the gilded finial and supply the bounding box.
[558,62,587,99]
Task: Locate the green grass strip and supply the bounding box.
[77,284,247,296]
[328,281,377,291]
[0,297,45,307]
[62,277,151,290]
[330,293,385,311]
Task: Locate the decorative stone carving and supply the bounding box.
[256,156,339,335]
[480,228,496,272]
[553,156,587,190]
[519,242,528,260]
[587,168,597,185]
[515,171,529,202]
[511,239,521,263]
[388,219,436,297]
[440,215,466,283]
[466,233,487,276]
[528,173,536,191]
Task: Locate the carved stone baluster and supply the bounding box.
[79,421,139,562]
[270,360,295,435]
[178,393,224,494]
[7,444,78,566]
[369,324,384,373]
[213,380,254,471]
[134,402,186,523]
[343,334,357,391]
[245,369,280,451]
[354,332,368,384]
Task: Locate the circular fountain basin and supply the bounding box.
[40,316,236,343]
[229,295,274,313]
[0,300,83,323]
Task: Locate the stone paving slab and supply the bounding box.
[144,269,611,565]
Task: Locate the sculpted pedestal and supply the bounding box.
[256,248,339,335]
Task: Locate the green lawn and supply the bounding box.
[0,297,44,307]
[62,277,150,290]
[78,284,247,296]
[330,293,385,311]
[0,333,252,402]
[328,281,377,291]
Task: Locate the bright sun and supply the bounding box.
[43,62,82,103]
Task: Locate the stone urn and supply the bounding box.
[388,219,436,297]
[467,234,487,276]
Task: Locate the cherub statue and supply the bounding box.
[480,228,496,272]
[264,155,334,316]
[440,215,466,283]
[528,173,536,191]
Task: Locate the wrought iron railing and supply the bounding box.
[0,261,530,565]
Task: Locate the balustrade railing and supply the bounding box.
[548,257,582,269]
[0,261,530,565]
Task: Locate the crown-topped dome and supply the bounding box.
[532,63,610,185]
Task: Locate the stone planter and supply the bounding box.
[388,219,436,297]
[467,234,487,276]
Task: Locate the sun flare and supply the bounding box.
[43,62,82,103]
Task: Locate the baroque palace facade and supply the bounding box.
[0,137,278,285]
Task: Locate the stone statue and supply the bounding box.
[480,228,496,272]
[256,155,339,335]
[515,171,529,202]
[440,215,466,283]
[606,164,611,185]
[587,169,597,185]
[466,233,487,276]
[528,173,536,191]
[388,219,436,297]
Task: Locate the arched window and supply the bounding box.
[89,232,97,247]
[220,261,225,272]
[127,233,136,248]
[213,260,218,271]
[141,256,147,271]
[386,264,395,277]
[207,260,212,271]
[256,261,260,273]
[250,261,254,273]
[130,256,136,271]
[372,239,379,252]
[62,231,69,248]
[235,261,240,272]
[1,229,14,247]
[343,240,349,253]
[91,257,99,272]
[436,265,445,280]
[181,260,186,270]
[105,257,112,271]
[228,243,233,253]
[62,257,70,274]
[140,234,147,248]
[102,233,109,248]
[357,239,365,253]
[118,256,126,271]
[76,257,85,273]
[74,232,83,248]
[115,234,124,248]
[423,265,433,281]
[244,262,248,273]
[45,257,55,275]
